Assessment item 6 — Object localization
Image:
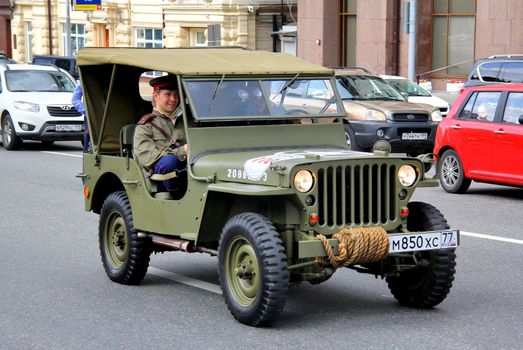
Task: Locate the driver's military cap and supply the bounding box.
[150,75,178,91]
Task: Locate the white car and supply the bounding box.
[0,63,83,150]
[381,75,450,116]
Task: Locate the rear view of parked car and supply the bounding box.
[381,75,450,117]
[335,68,442,155]
[0,63,84,150]
[434,84,523,193]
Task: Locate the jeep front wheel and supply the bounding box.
[99,191,151,285]
[218,213,289,326]
[386,202,457,308]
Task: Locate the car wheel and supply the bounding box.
[2,114,23,150]
[218,212,289,326]
[386,202,457,308]
[344,124,363,151]
[438,149,471,193]
[99,191,151,285]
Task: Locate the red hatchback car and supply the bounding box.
[434,84,523,193]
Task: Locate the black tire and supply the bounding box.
[218,213,289,326]
[386,202,457,308]
[99,191,151,285]
[2,114,23,150]
[344,124,363,151]
[438,149,471,193]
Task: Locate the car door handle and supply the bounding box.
[493,129,506,135]
[451,125,462,130]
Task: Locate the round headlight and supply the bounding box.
[398,165,417,187]
[294,170,315,193]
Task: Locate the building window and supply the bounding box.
[24,22,33,62]
[340,0,357,67]
[135,28,163,48]
[432,0,476,76]
[190,28,207,47]
[61,23,86,56]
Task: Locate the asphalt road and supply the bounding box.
[0,141,521,350]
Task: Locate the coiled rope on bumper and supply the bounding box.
[315,227,389,269]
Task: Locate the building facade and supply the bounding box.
[298,0,523,89]
[0,0,12,57]
[9,0,295,62]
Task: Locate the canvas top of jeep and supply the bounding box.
[77,48,458,327]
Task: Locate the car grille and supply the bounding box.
[47,106,82,117]
[390,113,429,122]
[317,163,397,227]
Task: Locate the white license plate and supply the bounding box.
[402,132,428,140]
[388,230,459,253]
[55,124,82,132]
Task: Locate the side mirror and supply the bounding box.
[519,115,523,124]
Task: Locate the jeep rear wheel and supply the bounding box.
[386,202,456,308]
[218,213,289,326]
[99,191,151,285]
[2,114,23,150]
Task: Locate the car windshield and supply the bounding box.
[5,70,75,92]
[336,75,405,101]
[387,79,431,97]
[184,78,342,121]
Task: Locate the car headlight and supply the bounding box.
[431,109,442,122]
[14,101,40,113]
[366,109,387,121]
[294,170,315,193]
[398,165,417,187]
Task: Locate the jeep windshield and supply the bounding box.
[336,75,405,101]
[185,78,343,121]
[5,70,76,92]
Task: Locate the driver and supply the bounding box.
[133,75,188,196]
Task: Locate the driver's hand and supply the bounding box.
[183,143,189,154]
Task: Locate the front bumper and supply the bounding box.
[350,120,438,154]
[17,121,84,141]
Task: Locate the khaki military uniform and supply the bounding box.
[133,108,187,168]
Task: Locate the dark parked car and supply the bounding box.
[32,55,79,80]
[334,68,442,155]
[434,83,523,193]
[464,54,523,87]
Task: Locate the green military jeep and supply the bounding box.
[77,48,458,326]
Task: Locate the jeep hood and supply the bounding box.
[192,147,370,187]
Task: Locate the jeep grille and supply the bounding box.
[47,106,82,117]
[317,164,397,227]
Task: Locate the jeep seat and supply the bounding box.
[119,124,177,199]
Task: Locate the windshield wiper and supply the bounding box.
[272,73,300,100]
[208,73,226,112]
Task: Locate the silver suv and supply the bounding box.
[464,54,523,87]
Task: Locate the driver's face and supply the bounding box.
[153,89,179,115]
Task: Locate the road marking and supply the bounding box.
[461,231,523,245]
[148,267,222,295]
[40,151,82,158]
